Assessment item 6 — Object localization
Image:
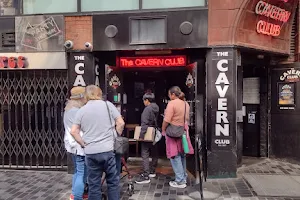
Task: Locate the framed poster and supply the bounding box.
[278,82,295,106]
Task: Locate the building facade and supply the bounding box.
[0,0,299,179]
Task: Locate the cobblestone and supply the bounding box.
[0,158,299,199]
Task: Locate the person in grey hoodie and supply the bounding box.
[136,92,159,184]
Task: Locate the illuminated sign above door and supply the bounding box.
[119,56,187,68]
[255,0,292,37]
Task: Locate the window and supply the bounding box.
[23,0,77,14]
[130,17,167,44]
[81,0,138,12]
[0,0,17,15]
[142,0,205,9]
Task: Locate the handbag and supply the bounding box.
[105,101,129,155]
[166,102,186,138]
[152,111,162,145]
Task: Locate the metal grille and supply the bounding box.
[290,8,297,61]
[0,70,68,170]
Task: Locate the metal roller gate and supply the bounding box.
[0,70,68,170]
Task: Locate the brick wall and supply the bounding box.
[65,16,92,50]
[208,0,297,54]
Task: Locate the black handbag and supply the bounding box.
[105,101,129,155]
[166,102,186,138]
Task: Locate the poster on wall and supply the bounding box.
[278,82,295,109]
[15,15,65,52]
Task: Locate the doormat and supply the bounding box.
[243,174,300,197]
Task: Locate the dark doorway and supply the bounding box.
[122,68,191,157]
[242,65,262,157]
[243,104,260,157]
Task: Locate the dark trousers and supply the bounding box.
[141,142,158,176]
[85,151,119,200]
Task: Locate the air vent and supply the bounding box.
[1,32,15,48]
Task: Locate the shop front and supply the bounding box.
[68,9,208,177]
[206,0,298,178]
[0,15,68,170]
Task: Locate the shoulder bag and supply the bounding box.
[166,102,186,138]
[152,111,162,145]
[105,101,129,155]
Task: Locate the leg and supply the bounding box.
[115,153,122,177]
[71,154,77,196]
[141,142,150,175]
[103,152,120,200]
[170,154,185,183]
[181,154,188,183]
[150,144,159,173]
[85,154,103,200]
[73,155,86,200]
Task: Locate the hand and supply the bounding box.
[80,141,87,148]
[162,131,166,136]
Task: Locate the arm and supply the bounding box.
[115,116,125,135]
[108,102,125,135]
[162,102,174,133]
[185,102,190,123]
[162,120,169,132]
[140,108,150,139]
[71,124,86,147]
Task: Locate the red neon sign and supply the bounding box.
[0,56,26,69]
[119,56,187,68]
[256,20,281,36]
[255,1,291,22]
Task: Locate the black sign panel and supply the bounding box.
[15,15,65,52]
[68,52,95,90]
[93,9,208,51]
[0,17,15,52]
[207,48,236,151]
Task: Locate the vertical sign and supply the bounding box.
[68,52,95,89]
[207,47,237,178]
[209,48,236,151]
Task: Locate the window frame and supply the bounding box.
[0,0,207,16]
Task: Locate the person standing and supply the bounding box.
[162,86,191,189]
[63,86,88,200]
[135,92,159,184]
[71,85,125,200]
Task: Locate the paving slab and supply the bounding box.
[243,174,300,197]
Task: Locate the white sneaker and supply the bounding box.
[149,173,156,178]
[169,181,187,189]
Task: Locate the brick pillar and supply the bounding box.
[65,16,92,50]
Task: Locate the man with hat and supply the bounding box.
[63,86,88,200]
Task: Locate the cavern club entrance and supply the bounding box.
[97,49,207,178]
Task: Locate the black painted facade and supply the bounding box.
[270,63,300,162]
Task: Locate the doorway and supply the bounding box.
[121,68,190,156]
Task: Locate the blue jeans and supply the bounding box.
[72,155,87,200]
[115,153,122,177]
[170,153,187,183]
[85,151,120,200]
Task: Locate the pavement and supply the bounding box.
[0,157,300,200]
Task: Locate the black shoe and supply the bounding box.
[135,173,150,184]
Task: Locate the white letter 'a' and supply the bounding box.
[215,73,229,84]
